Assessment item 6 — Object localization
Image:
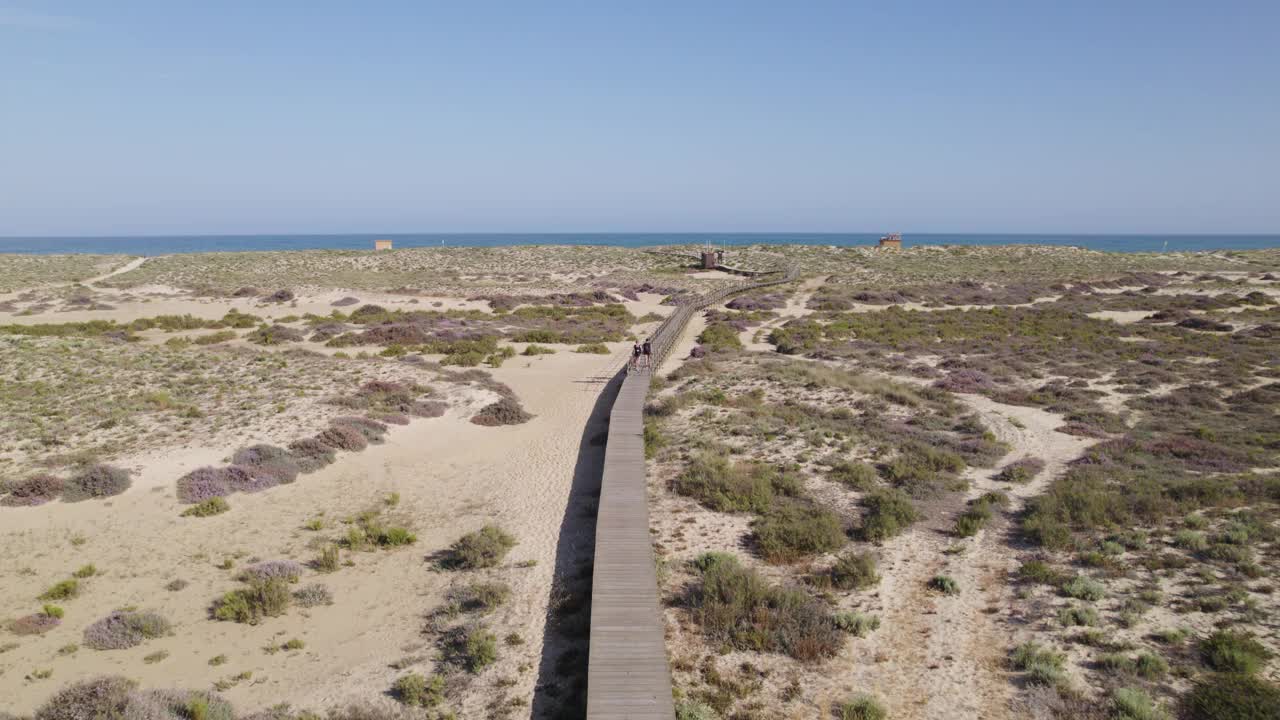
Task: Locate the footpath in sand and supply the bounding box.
[832,393,1097,720]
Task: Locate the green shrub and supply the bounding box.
[1134,651,1168,679]
[1058,605,1099,627]
[752,500,846,563]
[859,488,920,542]
[929,575,959,595]
[392,672,445,707]
[829,552,879,590]
[675,700,718,720]
[449,581,512,614]
[39,580,79,601]
[443,525,517,569]
[1199,630,1271,674]
[181,496,230,517]
[1174,530,1209,551]
[461,626,498,673]
[828,460,879,490]
[673,454,801,514]
[42,605,64,619]
[212,578,291,624]
[72,564,97,579]
[689,552,842,662]
[1181,673,1280,720]
[1112,687,1168,720]
[314,544,340,573]
[522,344,556,355]
[1062,575,1106,601]
[1010,641,1066,688]
[835,695,886,720]
[575,343,610,354]
[1018,560,1063,585]
[697,323,743,352]
[833,612,880,637]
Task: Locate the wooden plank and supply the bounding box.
[586,264,798,719]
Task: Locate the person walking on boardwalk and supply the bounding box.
[629,340,642,372]
[641,337,653,370]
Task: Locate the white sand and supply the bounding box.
[0,342,615,715]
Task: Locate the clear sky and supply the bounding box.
[1,1,1277,236]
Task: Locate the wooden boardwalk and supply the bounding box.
[586,264,798,719]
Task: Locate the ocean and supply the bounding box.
[0,233,1277,256]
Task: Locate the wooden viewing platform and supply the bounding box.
[586,263,798,719]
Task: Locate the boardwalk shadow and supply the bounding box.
[531,370,622,719]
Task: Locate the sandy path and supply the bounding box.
[85,256,148,286]
[741,275,823,351]
[0,350,612,716]
[834,394,1095,720]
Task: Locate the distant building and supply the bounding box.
[877,233,902,249]
[701,250,719,269]
[374,239,393,251]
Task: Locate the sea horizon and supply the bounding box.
[1,232,1278,256]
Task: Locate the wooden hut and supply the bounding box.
[374,239,393,251]
[877,233,902,250]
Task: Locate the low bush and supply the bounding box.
[1010,641,1066,687]
[1199,630,1271,674]
[829,551,879,590]
[1111,687,1167,720]
[575,343,610,354]
[1181,673,1280,720]
[123,689,235,720]
[835,695,886,720]
[333,416,389,444]
[316,424,368,452]
[442,525,517,569]
[194,329,238,345]
[449,581,512,614]
[32,675,136,720]
[175,465,273,503]
[470,397,533,426]
[392,672,445,707]
[859,488,920,542]
[287,437,337,472]
[248,323,304,344]
[676,700,717,720]
[0,474,64,506]
[232,444,300,484]
[212,577,292,624]
[82,610,171,650]
[39,579,79,601]
[72,564,96,578]
[672,454,802,514]
[313,544,341,572]
[827,460,879,490]
[1062,575,1106,601]
[929,575,960,595]
[240,560,303,583]
[10,612,61,635]
[181,496,229,517]
[1058,605,1100,627]
[62,465,131,502]
[752,500,846,563]
[688,552,842,662]
[293,583,334,607]
[522,344,555,355]
[444,625,498,673]
[993,453,1044,481]
[833,612,880,637]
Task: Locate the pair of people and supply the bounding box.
[629,338,652,372]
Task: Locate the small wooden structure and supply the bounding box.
[700,250,718,269]
[374,239,394,251]
[877,233,902,249]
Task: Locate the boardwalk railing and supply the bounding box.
[586,265,798,719]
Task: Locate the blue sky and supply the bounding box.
[1,1,1277,235]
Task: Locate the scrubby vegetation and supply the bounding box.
[82,610,171,650]
[440,525,517,569]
